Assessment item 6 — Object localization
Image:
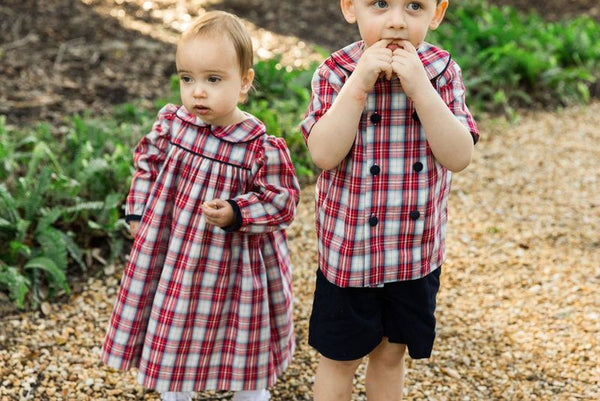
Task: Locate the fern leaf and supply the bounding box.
[36,208,62,234]
[24,257,71,295]
[0,264,30,309]
[36,227,68,272]
[0,184,19,224]
[61,231,87,272]
[63,201,105,214]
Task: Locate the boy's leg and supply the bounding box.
[365,338,407,400]
[313,355,363,401]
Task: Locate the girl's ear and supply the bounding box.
[429,0,448,30]
[239,68,255,102]
[340,0,357,24]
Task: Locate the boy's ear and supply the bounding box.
[340,0,357,24]
[429,0,448,30]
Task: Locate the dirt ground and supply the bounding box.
[1,0,599,127]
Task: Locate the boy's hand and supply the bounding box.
[202,199,235,228]
[351,39,394,95]
[391,40,431,100]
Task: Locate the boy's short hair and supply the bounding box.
[179,11,253,74]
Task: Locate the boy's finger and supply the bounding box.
[399,40,417,53]
[370,39,392,48]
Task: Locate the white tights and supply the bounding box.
[160,389,270,401]
[232,389,271,401]
[160,392,194,401]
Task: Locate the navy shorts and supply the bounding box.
[308,267,441,361]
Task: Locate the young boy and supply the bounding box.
[301,1,479,400]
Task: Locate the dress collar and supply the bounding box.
[330,40,452,82]
[175,106,266,143]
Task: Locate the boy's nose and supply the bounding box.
[388,10,407,29]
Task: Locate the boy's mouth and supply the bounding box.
[387,42,404,51]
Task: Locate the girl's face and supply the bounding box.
[341,0,447,50]
[176,34,254,126]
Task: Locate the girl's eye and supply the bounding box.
[374,1,388,9]
[208,76,221,83]
[408,2,421,11]
[180,76,192,83]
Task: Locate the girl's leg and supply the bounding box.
[231,389,270,401]
[365,338,407,400]
[313,355,363,401]
[160,392,194,401]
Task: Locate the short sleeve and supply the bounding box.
[300,62,345,143]
[436,61,480,144]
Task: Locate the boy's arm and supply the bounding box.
[307,40,393,170]
[393,41,474,172]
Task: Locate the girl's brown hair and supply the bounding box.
[179,11,253,75]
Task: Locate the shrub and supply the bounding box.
[429,1,600,114]
[0,114,141,309]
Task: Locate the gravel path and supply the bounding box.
[1,102,599,400]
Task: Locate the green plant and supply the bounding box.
[0,114,139,309]
[244,57,319,179]
[429,2,600,114]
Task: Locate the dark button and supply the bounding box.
[370,113,381,124]
[409,210,420,220]
[370,164,381,175]
[369,215,379,227]
[413,161,423,172]
[411,110,420,123]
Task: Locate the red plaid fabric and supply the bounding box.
[102,104,300,392]
[302,41,479,288]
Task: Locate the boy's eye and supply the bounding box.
[179,75,192,83]
[208,76,221,83]
[408,2,422,11]
[373,1,388,9]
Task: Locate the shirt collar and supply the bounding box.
[330,40,451,82]
[175,106,266,143]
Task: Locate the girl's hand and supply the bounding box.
[129,221,140,236]
[202,199,235,228]
[391,40,431,100]
[351,39,394,95]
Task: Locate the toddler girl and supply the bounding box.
[102,11,300,401]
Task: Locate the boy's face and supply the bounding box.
[341,0,448,50]
[176,34,253,126]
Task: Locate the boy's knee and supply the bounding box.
[321,355,363,374]
[370,340,407,367]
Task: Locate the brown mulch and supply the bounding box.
[1,1,599,400]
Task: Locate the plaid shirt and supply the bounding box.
[302,41,479,288]
[102,104,300,392]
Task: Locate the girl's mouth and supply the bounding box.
[194,106,210,114]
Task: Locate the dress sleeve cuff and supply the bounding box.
[125,215,142,223]
[222,200,243,232]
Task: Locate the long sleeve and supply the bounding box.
[230,136,300,234]
[125,104,176,221]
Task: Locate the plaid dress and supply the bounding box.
[102,104,300,392]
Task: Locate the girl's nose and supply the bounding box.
[193,84,206,98]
